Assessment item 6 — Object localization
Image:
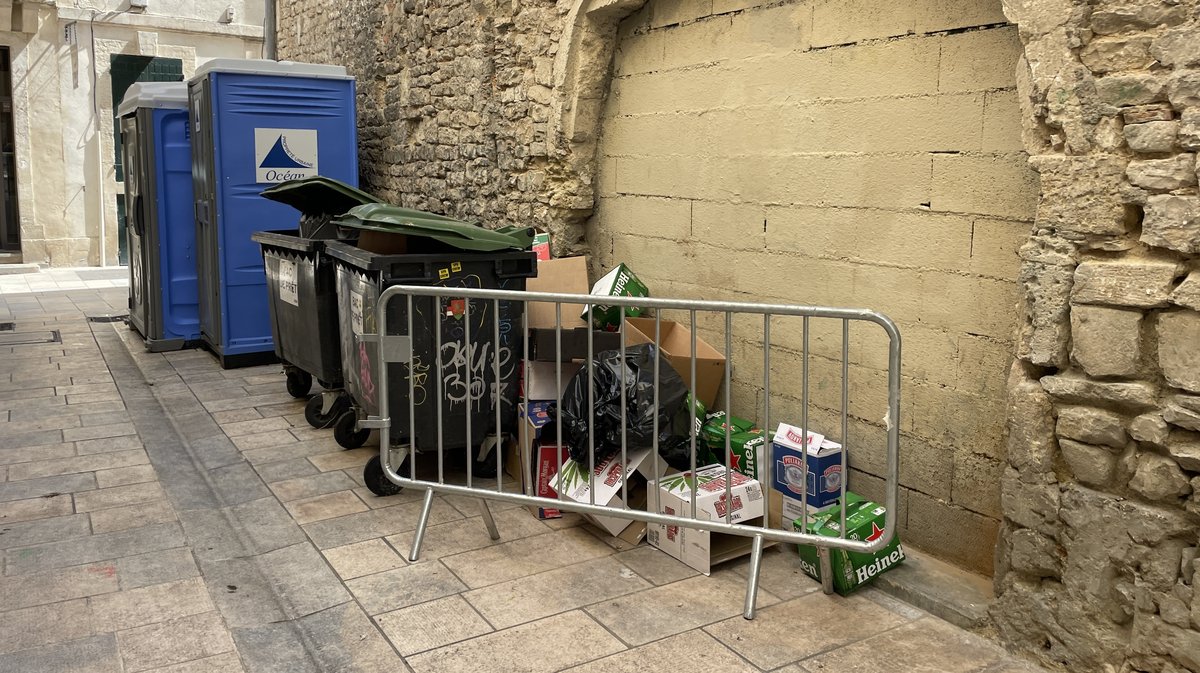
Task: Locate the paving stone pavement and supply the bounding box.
[0,284,1051,673]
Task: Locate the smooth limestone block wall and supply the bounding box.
[588,0,1038,575]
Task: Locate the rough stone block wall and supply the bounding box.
[993,0,1200,670]
[277,0,596,251]
[588,0,1036,576]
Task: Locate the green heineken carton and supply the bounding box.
[583,263,649,331]
[701,412,758,446]
[793,492,905,595]
[702,413,765,481]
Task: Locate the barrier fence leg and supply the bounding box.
[478,499,500,541]
[743,534,765,620]
[818,546,835,595]
[409,489,435,561]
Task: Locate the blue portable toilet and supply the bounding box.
[188,59,358,368]
[119,82,201,352]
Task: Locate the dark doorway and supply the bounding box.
[110,54,183,265]
[0,48,20,252]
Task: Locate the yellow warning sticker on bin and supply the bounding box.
[438,268,450,280]
[451,262,462,272]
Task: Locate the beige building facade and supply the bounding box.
[1,0,264,267]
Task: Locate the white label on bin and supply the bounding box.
[278,259,299,307]
[350,291,364,336]
[255,128,318,183]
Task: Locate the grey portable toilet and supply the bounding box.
[118,82,200,352]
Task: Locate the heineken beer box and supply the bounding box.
[702,413,765,482]
[770,423,843,509]
[794,492,905,595]
[549,447,665,540]
[647,465,766,575]
[781,495,836,531]
[582,263,649,331]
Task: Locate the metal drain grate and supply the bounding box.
[0,330,60,346]
[86,314,128,323]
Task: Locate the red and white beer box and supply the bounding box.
[548,448,666,541]
[647,465,766,575]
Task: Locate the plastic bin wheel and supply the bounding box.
[364,455,405,497]
[286,370,313,399]
[304,395,349,429]
[333,411,370,450]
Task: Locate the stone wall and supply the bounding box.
[992,0,1200,670]
[587,1,1036,576]
[277,0,599,252]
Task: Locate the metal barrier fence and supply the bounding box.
[360,285,901,619]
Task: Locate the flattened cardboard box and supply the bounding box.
[647,464,766,575]
[549,447,665,542]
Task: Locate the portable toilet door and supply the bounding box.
[188,59,358,369]
[118,81,200,352]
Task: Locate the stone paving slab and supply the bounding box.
[0,286,1050,673]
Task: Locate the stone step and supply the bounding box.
[871,543,993,631]
[0,263,38,275]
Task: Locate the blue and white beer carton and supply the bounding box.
[770,422,844,510]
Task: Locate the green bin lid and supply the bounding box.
[333,203,534,252]
[260,176,380,216]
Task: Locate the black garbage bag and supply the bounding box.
[559,344,709,470]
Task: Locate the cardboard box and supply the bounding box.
[623,317,726,408]
[647,464,767,575]
[781,495,836,530]
[582,264,649,331]
[527,256,590,330]
[701,413,766,482]
[528,327,622,362]
[532,444,571,519]
[523,360,582,402]
[532,231,551,261]
[770,423,844,510]
[794,492,905,595]
[514,402,567,519]
[549,448,665,541]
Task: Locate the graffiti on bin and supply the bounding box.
[440,340,515,410]
[407,355,430,406]
[358,342,376,404]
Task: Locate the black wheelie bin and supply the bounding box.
[252,177,379,427]
[321,204,536,494]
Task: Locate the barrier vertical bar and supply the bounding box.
[436,296,445,487]
[724,311,733,524]
[620,315,628,509]
[840,319,849,540]
[556,303,564,503]
[464,298,473,490]
[762,314,770,488]
[689,309,698,520]
[587,314,596,505]
[653,314,662,516]
[801,316,809,528]
[408,294,416,481]
[493,298,502,494]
